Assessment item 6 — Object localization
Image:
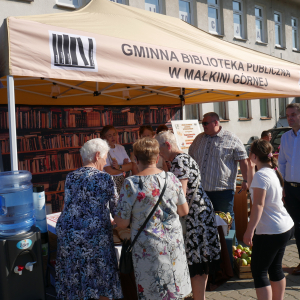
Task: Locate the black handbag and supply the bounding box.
[119,172,168,274]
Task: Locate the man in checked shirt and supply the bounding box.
[189,112,248,231]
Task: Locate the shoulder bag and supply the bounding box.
[119,172,168,274]
[180,174,200,236]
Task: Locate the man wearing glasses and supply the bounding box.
[189,112,248,231]
[278,103,300,275]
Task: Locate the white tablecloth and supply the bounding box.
[46,212,122,263]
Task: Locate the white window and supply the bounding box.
[179,0,192,24]
[233,0,243,38]
[274,12,282,47]
[238,100,250,119]
[279,98,287,117]
[292,18,298,50]
[260,99,270,117]
[208,0,220,35]
[255,6,264,42]
[145,0,160,13]
[186,104,200,120]
[110,0,124,3]
[214,102,228,120]
[56,0,89,9]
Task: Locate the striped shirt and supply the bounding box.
[188,128,248,191]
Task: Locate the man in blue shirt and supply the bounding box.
[278,103,300,275]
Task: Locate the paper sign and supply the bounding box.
[171,120,201,153]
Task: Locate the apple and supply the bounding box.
[234,256,238,260]
[232,246,237,251]
[236,249,242,258]
[244,247,250,252]
[246,250,252,257]
[237,245,243,250]
[241,253,249,260]
[241,259,248,266]
[246,257,251,264]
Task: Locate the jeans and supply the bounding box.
[284,181,300,259]
[205,190,236,230]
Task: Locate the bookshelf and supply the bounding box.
[0,104,182,213]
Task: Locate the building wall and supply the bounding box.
[1,0,299,143]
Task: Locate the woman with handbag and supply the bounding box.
[115,137,192,300]
[156,131,221,300]
[101,125,138,194]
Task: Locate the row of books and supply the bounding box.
[0,131,143,153]
[18,151,82,174]
[0,105,181,129]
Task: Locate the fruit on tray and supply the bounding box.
[233,244,252,266]
[215,212,232,224]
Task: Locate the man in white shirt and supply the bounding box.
[278,103,300,275]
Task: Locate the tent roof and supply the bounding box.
[0,0,299,105]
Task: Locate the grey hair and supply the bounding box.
[203,112,220,121]
[155,131,179,150]
[80,138,110,165]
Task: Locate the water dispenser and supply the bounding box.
[0,170,46,300]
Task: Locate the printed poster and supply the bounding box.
[171,120,202,153]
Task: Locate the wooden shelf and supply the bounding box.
[31,169,76,175]
[45,190,64,195]
[2,146,81,155]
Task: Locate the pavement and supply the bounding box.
[46,238,300,300]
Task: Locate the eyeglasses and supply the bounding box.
[202,121,215,126]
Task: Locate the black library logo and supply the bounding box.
[49,31,98,72]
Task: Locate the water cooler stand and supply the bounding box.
[0,226,46,300]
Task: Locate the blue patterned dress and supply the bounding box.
[116,172,192,300]
[55,167,123,300]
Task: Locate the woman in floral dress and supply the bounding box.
[115,138,192,300]
[156,131,221,300]
[55,138,123,300]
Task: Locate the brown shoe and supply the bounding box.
[292,263,300,275]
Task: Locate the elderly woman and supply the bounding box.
[101,125,138,194]
[55,138,123,300]
[156,131,221,300]
[115,138,192,300]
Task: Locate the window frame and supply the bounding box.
[259,99,271,118]
[110,0,126,4]
[179,0,193,25]
[255,5,264,42]
[232,0,244,39]
[213,101,228,120]
[208,0,221,35]
[185,103,200,120]
[238,100,250,119]
[278,98,287,118]
[274,11,283,47]
[145,0,162,14]
[292,17,299,50]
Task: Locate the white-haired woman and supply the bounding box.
[156,131,221,300]
[55,138,123,300]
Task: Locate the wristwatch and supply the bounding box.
[243,179,247,183]
[119,165,122,170]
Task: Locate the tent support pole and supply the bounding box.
[7,75,18,171]
[180,88,186,120]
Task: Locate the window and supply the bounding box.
[110,0,124,3]
[214,102,227,120]
[274,12,282,47]
[260,99,269,117]
[233,0,243,38]
[278,98,287,118]
[295,97,300,103]
[255,6,264,42]
[179,0,192,24]
[56,0,90,9]
[145,0,160,13]
[208,0,220,35]
[292,18,298,50]
[238,100,249,118]
[186,104,200,120]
